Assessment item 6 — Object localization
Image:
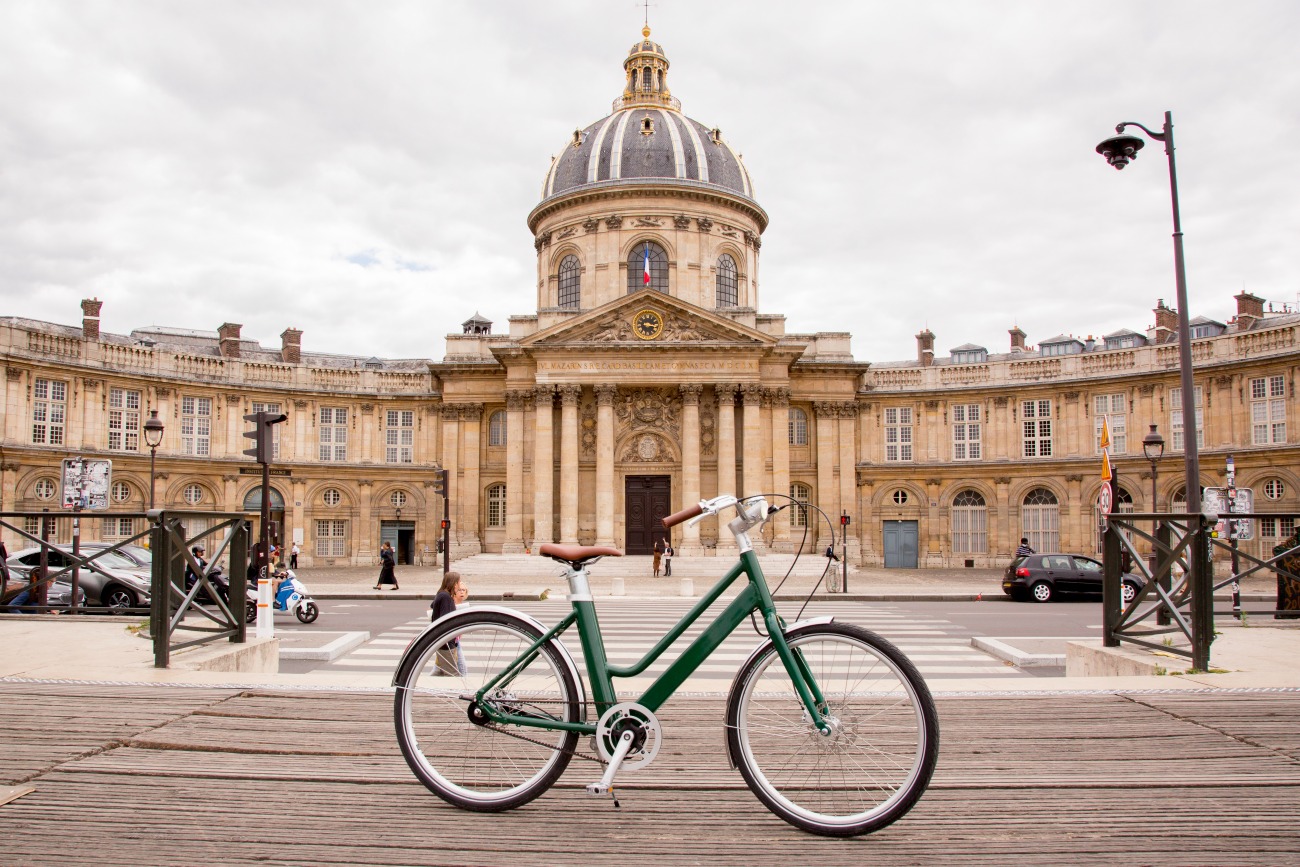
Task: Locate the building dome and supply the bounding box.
[539,27,755,203]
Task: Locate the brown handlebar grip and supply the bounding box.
[662,503,704,528]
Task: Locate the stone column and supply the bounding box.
[460,404,483,553]
[532,386,555,546]
[1063,391,1081,457]
[360,403,378,463]
[714,384,738,551]
[838,402,860,561]
[1064,473,1083,553]
[814,401,837,550]
[595,385,618,547]
[767,387,791,551]
[679,384,703,554]
[994,476,1012,557]
[502,390,528,553]
[741,383,764,497]
[440,405,460,555]
[291,478,307,565]
[357,480,374,564]
[558,384,582,544]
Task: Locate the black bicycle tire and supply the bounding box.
[393,609,580,812]
[725,622,940,836]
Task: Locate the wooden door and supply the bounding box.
[625,475,671,554]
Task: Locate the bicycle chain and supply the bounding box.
[478,700,606,765]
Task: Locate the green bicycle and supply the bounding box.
[393,494,939,837]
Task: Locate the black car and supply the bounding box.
[1003,553,1144,603]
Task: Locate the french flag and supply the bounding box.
[643,245,651,286]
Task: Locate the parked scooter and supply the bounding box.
[245,568,320,624]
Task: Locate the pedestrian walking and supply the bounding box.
[1015,538,1034,559]
[663,542,674,577]
[430,571,469,675]
[652,539,662,578]
[289,542,299,570]
[375,541,399,590]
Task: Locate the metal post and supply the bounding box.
[841,511,849,594]
[442,494,451,577]
[1102,475,1121,647]
[1227,454,1241,618]
[148,445,158,510]
[229,518,248,644]
[150,512,169,668]
[1190,516,1213,670]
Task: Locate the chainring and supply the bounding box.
[594,702,662,771]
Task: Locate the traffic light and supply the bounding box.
[243,411,288,464]
[431,468,449,497]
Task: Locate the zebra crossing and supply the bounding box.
[315,599,1027,682]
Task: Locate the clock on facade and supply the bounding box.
[633,309,664,340]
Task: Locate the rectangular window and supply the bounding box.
[951,508,987,553]
[1022,399,1053,458]
[1250,375,1287,445]
[251,401,283,460]
[180,395,212,456]
[319,407,348,462]
[952,404,981,460]
[386,410,414,463]
[105,517,136,539]
[315,519,347,557]
[31,378,67,445]
[1170,386,1204,451]
[107,387,141,452]
[1093,393,1127,454]
[884,407,913,462]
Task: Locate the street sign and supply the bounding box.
[1097,485,1112,516]
[61,458,112,510]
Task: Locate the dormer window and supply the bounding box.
[641,116,655,135]
[1040,336,1084,357]
[950,344,988,365]
[1190,323,1223,339]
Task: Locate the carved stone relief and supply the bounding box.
[615,387,681,443]
[582,217,599,233]
[605,215,623,229]
[620,432,675,463]
[700,405,716,456]
[674,215,691,229]
[634,216,662,227]
[696,217,713,232]
[556,226,577,241]
[580,396,597,459]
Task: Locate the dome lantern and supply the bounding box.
[618,25,678,112]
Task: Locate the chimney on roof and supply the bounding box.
[280,328,302,364]
[1234,291,1264,331]
[1153,299,1177,343]
[1009,326,1026,353]
[218,322,242,359]
[916,328,935,367]
[81,298,103,341]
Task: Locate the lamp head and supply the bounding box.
[1142,423,1165,461]
[1096,134,1145,170]
[143,409,165,448]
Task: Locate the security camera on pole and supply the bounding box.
[244,410,288,638]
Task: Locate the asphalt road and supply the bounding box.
[276,595,1105,676]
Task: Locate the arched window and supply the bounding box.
[487,484,506,528]
[627,241,669,294]
[33,478,56,500]
[322,488,341,507]
[183,484,205,506]
[715,253,738,308]
[788,407,808,446]
[1022,488,1060,553]
[558,255,581,309]
[951,490,987,553]
[488,411,507,447]
[111,481,131,503]
[790,483,812,528]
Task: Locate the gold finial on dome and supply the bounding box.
[643,24,651,38]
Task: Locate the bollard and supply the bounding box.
[679,577,694,597]
[611,576,625,596]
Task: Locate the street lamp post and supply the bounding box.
[143,410,165,510]
[1143,424,1168,624]
[1098,111,1209,666]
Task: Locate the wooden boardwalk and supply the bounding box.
[1,682,1299,866]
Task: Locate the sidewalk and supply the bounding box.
[1,554,1294,695]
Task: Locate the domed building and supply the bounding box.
[1,27,1297,571]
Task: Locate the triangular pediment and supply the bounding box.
[519,291,777,349]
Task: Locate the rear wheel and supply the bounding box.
[103,586,138,611]
[726,623,939,837]
[1121,582,1137,605]
[394,610,580,812]
[1031,581,1054,603]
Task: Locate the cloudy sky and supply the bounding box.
[3,1,1298,364]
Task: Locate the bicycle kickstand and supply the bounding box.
[586,729,636,809]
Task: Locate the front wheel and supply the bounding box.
[726,623,939,837]
[295,601,319,624]
[394,610,581,812]
[102,586,138,611]
[1031,581,1054,603]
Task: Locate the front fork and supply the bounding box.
[762,611,831,733]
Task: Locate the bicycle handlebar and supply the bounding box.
[661,503,704,528]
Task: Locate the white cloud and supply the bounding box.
[1,0,1298,362]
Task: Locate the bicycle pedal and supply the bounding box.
[586,782,610,797]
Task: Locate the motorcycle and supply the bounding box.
[188,563,233,607]
[245,568,320,625]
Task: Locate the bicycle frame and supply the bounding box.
[473,547,831,736]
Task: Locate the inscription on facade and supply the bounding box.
[538,359,754,374]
